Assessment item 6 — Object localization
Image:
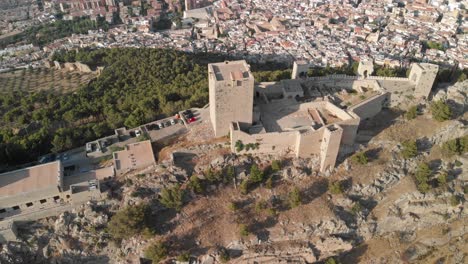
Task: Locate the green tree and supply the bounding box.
[430,100,452,121]
[288,187,302,208]
[177,252,190,262]
[329,181,344,195]
[441,136,467,157]
[405,105,418,120]
[351,151,368,165]
[239,224,249,237]
[401,140,418,159]
[414,163,432,193]
[449,195,460,207]
[144,241,167,263]
[188,175,204,194]
[239,179,250,195]
[437,172,448,187]
[325,258,340,264]
[249,164,264,183]
[271,160,281,172]
[224,166,235,184]
[235,140,244,152]
[159,184,185,211]
[107,204,148,241]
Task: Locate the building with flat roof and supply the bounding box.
[0,161,63,209]
[209,60,255,137]
[113,140,156,175]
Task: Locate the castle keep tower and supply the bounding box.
[291,60,309,79]
[208,60,255,137]
[408,63,439,98]
[357,60,374,78]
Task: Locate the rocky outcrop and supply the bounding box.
[433,80,468,117]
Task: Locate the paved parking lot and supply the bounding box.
[38,106,210,174]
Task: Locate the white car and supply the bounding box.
[135,130,142,137]
[170,119,176,125]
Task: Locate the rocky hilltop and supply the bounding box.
[1,82,467,264]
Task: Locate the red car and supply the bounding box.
[188,117,197,123]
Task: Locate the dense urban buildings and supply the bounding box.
[1,0,467,71]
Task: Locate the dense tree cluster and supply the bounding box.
[107,204,149,242]
[430,100,452,121]
[0,48,209,167]
[0,17,109,48]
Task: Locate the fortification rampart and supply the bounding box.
[230,123,298,156]
[350,92,390,120]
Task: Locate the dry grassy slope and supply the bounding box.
[141,109,465,263]
[337,114,467,264]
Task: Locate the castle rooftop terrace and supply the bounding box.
[208,60,251,81]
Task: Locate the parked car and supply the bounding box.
[184,112,194,119]
[165,120,172,127]
[135,130,142,137]
[170,119,176,125]
[38,154,56,164]
[158,123,164,129]
[188,117,197,123]
[148,124,159,130]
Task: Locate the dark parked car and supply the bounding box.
[39,154,56,164]
[184,112,194,119]
[148,124,159,130]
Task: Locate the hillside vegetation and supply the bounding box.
[0,48,208,167]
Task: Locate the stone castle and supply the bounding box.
[209,60,439,173]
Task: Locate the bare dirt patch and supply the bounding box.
[376,116,447,142]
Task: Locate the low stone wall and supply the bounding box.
[230,124,298,156]
[350,92,390,120]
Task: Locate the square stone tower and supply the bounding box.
[408,63,439,98]
[319,125,343,173]
[208,60,255,137]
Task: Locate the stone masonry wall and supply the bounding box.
[350,92,390,120]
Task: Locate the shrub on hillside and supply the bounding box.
[271,160,282,172]
[239,224,250,237]
[329,181,344,195]
[239,179,250,195]
[437,172,448,187]
[351,151,368,165]
[188,175,204,194]
[401,140,418,159]
[405,105,418,120]
[159,184,185,211]
[441,136,468,157]
[288,187,302,208]
[224,165,235,184]
[430,100,452,121]
[235,140,244,152]
[414,163,432,193]
[249,164,264,183]
[450,195,460,207]
[144,241,167,263]
[107,204,148,242]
